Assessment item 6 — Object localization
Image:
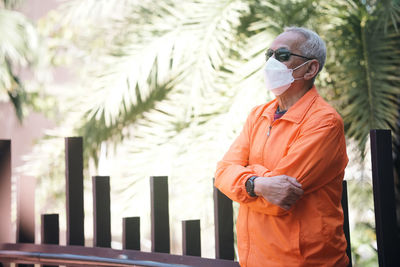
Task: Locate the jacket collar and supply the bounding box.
[262,85,319,124]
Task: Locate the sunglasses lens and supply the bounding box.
[265,49,274,61]
[276,49,290,62]
[265,48,292,62]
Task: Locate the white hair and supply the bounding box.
[284,26,326,74]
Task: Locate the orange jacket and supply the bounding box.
[215,86,349,267]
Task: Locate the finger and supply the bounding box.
[289,184,304,196]
[288,177,302,188]
[294,186,304,196]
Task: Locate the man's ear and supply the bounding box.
[304,59,319,81]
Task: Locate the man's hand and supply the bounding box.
[254,175,303,210]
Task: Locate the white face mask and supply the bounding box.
[263,57,310,96]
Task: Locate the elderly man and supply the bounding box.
[214,27,349,266]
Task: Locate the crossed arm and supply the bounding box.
[214,112,347,216]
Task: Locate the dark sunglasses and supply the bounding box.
[265,48,313,62]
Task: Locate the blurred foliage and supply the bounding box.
[10,0,400,264]
[323,0,400,158]
[0,0,39,120]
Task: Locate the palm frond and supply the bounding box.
[246,0,323,35]
[374,0,400,32]
[77,69,182,164]
[55,0,130,26]
[41,0,249,161]
[324,0,400,157]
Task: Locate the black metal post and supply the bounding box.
[123,217,140,250]
[370,129,399,266]
[0,140,11,244]
[41,214,59,244]
[213,185,234,260]
[93,176,111,248]
[16,176,35,244]
[150,176,170,253]
[41,214,59,267]
[182,220,201,257]
[65,137,85,246]
[341,180,352,266]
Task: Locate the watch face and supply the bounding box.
[246,177,257,197]
[246,179,252,194]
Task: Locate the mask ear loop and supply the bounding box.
[293,60,311,80]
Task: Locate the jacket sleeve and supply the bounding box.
[214,107,283,215]
[264,114,348,194]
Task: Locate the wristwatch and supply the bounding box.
[245,176,258,197]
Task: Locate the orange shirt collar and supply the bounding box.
[262,85,319,124]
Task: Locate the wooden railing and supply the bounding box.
[0,137,238,267]
[0,130,399,266]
